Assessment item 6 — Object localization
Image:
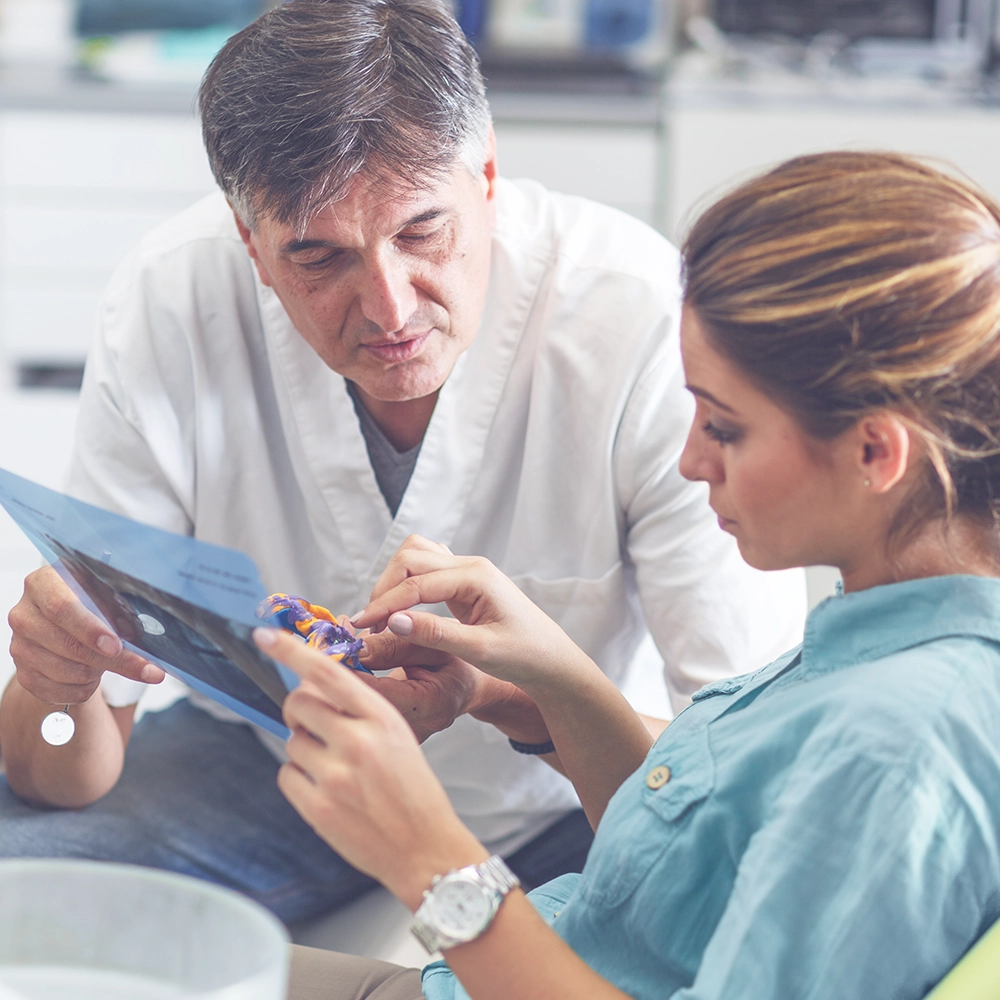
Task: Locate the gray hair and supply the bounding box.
[199,0,492,231]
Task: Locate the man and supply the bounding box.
[0,0,805,924]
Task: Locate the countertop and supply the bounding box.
[0,62,666,126]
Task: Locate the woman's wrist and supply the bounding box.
[517,648,606,705]
[389,829,492,912]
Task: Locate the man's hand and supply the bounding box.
[8,566,164,706]
[359,629,522,743]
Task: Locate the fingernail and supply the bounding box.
[359,641,370,658]
[140,663,161,683]
[388,613,413,636]
[97,634,121,656]
[253,627,280,649]
[349,611,365,625]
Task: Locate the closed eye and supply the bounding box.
[293,250,347,272]
[702,420,740,444]
[396,223,446,248]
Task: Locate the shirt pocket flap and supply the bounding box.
[641,724,715,823]
[577,726,715,909]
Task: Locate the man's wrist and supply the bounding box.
[469,681,552,744]
[465,673,520,718]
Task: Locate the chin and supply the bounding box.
[361,359,457,402]
[734,538,804,573]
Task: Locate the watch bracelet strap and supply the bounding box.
[410,855,520,954]
[477,854,520,895]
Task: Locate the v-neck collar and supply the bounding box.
[256,180,553,595]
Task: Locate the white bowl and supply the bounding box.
[0,860,288,999]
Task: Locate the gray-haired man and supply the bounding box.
[0,0,805,923]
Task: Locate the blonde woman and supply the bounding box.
[259,152,1000,1000]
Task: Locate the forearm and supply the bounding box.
[0,677,132,808]
[641,713,670,739]
[444,892,632,1000]
[383,821,629,1000]
[523,654,653,826]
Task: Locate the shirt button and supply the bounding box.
[646,765,671,790]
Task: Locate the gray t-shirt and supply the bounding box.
[347,382,422,518]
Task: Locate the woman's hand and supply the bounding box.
[355,536,654,827]
[353,535,595,694]
[256,627,488,910]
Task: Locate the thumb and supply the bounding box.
[361,629,450,670]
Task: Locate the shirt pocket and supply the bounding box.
[577,724,716,909]
[510,562,639,672]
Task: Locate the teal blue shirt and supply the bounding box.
[423,575,1000,999]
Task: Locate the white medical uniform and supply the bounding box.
[78,178,806,855]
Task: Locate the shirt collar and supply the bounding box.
[800,574,1000,678]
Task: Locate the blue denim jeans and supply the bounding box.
[0,700,593,925]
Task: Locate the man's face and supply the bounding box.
[235,145,497,403]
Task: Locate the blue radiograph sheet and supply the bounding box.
[0,466,298,739]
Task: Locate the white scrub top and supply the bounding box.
[77,178,806,854]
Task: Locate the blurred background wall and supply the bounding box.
[0,0,998,690]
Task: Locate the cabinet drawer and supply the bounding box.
[2,202,186,269]
[1,111,215,193]
[2,271,106,361]
[494,123,658,218]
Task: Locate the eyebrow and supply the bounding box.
[279,208,447,256]
[686,385,738,415]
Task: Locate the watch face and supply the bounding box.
[430,878,494,938]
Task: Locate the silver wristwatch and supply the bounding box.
[411,855,520,954]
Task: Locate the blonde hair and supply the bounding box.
[682,151,1000,533]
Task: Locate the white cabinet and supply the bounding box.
[494,122,661,225]
[665,98,1000,240]
[0,110,216,366]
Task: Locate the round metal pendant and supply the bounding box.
[40,710,75,747]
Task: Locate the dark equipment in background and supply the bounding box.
[715,0,934,40]
[76,0,266,35]
[712,0,998,76]
[713,0,992,46]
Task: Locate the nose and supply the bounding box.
[358,250,419,334]
[679,421,722,485]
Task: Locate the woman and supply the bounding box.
[258,151,1000,999]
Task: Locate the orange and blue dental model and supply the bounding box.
[256,593,371,673]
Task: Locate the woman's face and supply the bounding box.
[678,307,865,572]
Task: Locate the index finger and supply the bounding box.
[366,536,456,605]
[354,564,484,632]
[25,569,164,683]
[28,566,125,658]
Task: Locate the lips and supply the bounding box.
[361,331,430,364]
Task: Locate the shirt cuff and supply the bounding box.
[100,671,147,708]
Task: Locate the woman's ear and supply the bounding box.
[857,413,912,494]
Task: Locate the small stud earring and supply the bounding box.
[863,478,871,487]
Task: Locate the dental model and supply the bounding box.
[256,593,370,674]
